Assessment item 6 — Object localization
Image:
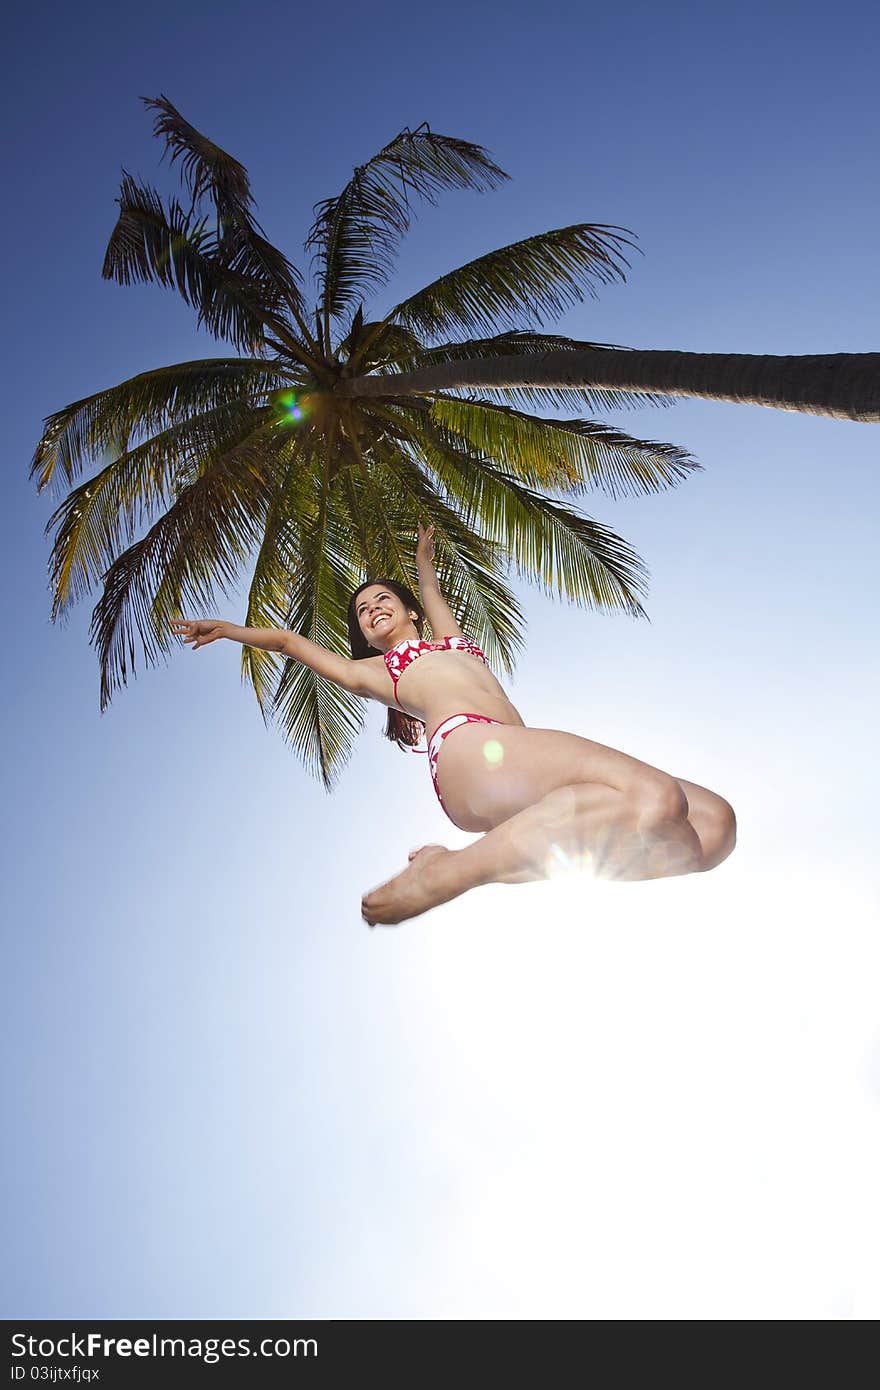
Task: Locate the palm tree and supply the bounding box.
[33,97,869,786]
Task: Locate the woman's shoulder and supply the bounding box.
[354,651,392,695]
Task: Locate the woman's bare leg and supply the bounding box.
[362,781,700,924]
[675,777,738,871]
[405,777,737,872]
[361,724,734,925]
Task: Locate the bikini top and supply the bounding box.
[383,635,489,700]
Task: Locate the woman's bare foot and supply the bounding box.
[362,845,450,927]
[408,843,445,862]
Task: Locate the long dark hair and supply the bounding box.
[347,578,426,749]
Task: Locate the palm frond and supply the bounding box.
[407,415,650,617]
[429,395,700,499]
[145,93,253,218]
[306,125,508,323]
[340,469,376,571]
[355,322,426,371]
[46,404,273,625]
[102,174,290,352]
[341,418,420,585]
[240,440,325,722]
[270,476,366,788]
[90,420,281,709]
[392,224,637,340]
[144,95,311,334]
[32,358,297,493]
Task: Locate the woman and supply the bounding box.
[171,524,736,926]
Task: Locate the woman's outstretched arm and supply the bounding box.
[415,523,464,639]
[170,619,375,694]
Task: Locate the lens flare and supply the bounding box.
[545,842,594,879]
[482,738,504,767]
[275,390,305,425]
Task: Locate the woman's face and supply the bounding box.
[354,585,417,649]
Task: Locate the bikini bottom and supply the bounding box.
[426,712,504,827]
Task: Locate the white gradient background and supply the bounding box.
[3,0,879,1319]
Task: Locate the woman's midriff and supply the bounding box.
[392,650,524,739]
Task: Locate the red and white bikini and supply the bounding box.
[383,636,503,824]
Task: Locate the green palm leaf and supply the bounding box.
[241,439,326,722]
[103,174,302,354]
[306,125,508,324]
[391,225,637,340]
[144,95,312,338]
[91,420,283,710]
[45,404,273,623]
[31,359,296,492]
[146,93,252,219]
[270,480,366,787]
[340,414,426,584]
[429,395,700,499]
[407,415,649,616]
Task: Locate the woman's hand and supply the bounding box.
[170,618,229,650]
[416,521,435,567]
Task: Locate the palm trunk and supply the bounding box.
[340,347,880,422]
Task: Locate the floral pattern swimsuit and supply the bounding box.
[383,637,503,825]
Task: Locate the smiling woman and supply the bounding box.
[346,578,428,750]
[172,522,736,926]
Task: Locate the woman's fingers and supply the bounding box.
[171,618,223,651]
[171,619,201,646]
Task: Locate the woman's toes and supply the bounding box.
[361,892,382,927]
[361,848,451,927]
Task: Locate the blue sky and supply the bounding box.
[3,0,879,1318]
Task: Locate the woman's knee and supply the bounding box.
[627,774,690,829]
[702,797,737,867]
[713,796,737,839]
